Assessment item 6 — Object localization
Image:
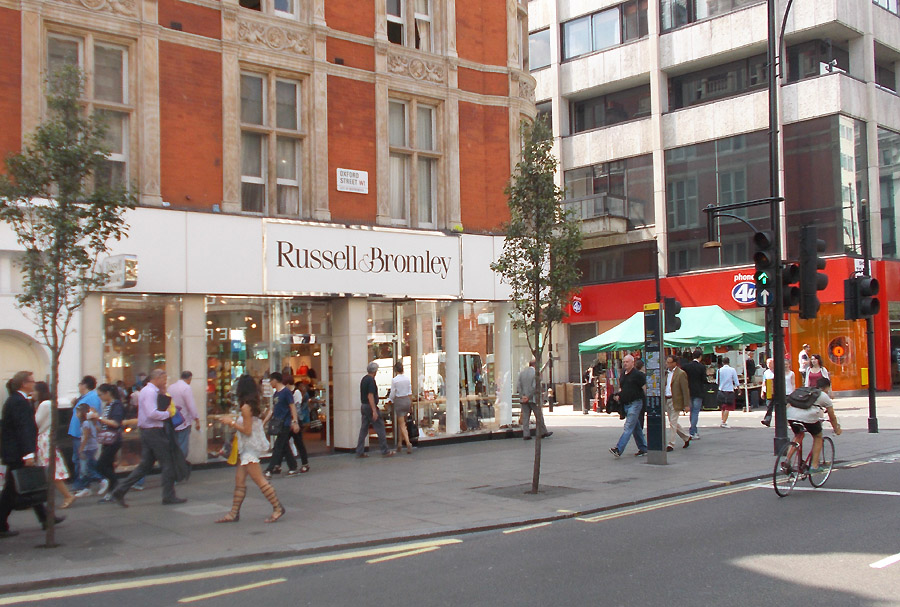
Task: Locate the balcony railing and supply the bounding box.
[564,194,628,221]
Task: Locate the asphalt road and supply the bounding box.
[5,454,900,607]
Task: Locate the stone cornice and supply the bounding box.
[386,50,446,85]
[56,0,139,18]
[237,16,311,56]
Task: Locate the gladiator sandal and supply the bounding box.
[261,483,285,523]
[215,486,246,523]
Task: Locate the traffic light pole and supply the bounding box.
[860,199,878,433]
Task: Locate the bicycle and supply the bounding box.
[772,430,835,497]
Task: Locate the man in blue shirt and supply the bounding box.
[264,372,300,479]
[68,376,101,487]
[716,358,740,428]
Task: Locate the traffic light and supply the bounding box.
[844,276,880,320]
[782,262,800,308]
[753,231,775,307]
[799,225,828,319]
[664,296,682,333]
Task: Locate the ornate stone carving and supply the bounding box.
[386,52,445,84]
[59,0,138,17]
[519,79,535,103]
[237,20,310,55]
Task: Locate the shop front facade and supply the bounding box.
[563,258,898,394]
[79,206,528,463]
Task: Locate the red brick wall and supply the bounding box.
[459,102,510,233]
[328,76,376,223]
[457,67,508,97]
[325,0,374,37]
[327,37,375,72]
[159,41,222,209]
[456,0,507,67]
[158,0,221,39]
[0,7,21,170]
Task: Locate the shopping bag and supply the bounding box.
[226,435,239,465]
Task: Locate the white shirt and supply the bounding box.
[785,370,796,393]
[389,373,412,400]
[665,369,674,398]
[787,391,832,424]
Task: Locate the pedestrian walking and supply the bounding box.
[108,369,186,507]
[71,403,104,497]
[32,381,75,509]
[263,372,300,479]
[681,349,707,439]
[388,361,414,454]
[798,344,811,376]
[517,360,551,440]
[68,376,101,488]
[1,371,63,537]
[761,355,797,427]
[355,362,394,458]
[95,384,126,504]
[168,371,200,458]
[609,355,648,457]
[716,357,740,428]
[664,355,692,451]
[216,375,285,524]
[803,354,830,387]
[288,378,310,473]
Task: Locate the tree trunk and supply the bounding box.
[45,347,59,547]
[531,285,543,494]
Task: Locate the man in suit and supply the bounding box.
[517,360,551,440]
[664,356,692,452]
[1,371,63,537]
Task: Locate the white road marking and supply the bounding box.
[749,483,900,497]
[502,522,552,534]
[366,546,440,564]
[0,539,463,605]
[178,578,286,603]
[870,552,900,569]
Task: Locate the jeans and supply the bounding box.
[97,443,121,493]
[690,397,703,436]
[763,399,774,423]
[266,427,297,473]
[356,405,389,455]
[616,399,648,454]
[174,427,191,458]
[74,449,103,490]
[69,436,81,486]
[291,430,309,466]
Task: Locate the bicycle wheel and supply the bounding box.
[774,441,801,497]
[809,436,835,487]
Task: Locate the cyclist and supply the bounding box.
[786,377,842,473]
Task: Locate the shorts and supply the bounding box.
[789,420,822,436]
[717,390,736,411]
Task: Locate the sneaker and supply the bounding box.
[97,479,109,496]
[690,433,700,440]
[634,450,648,457]
[720,423,730,428]
[133,483,145,492]
[98,494,114,504]
[264,471,273,479]
[609,447,621,458]
[666,445,674,452]
[74,488,92,498]
[808,466,825,474]
[285,469,300,477]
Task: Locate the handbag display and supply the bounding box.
[11,466,48,511]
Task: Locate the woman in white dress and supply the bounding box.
[32,382,76,509]
[216,375,285,524]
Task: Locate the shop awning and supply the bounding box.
[578,305,766,354]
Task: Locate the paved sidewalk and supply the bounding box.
[1,394,898,591]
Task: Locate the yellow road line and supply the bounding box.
[556,509,574,513]
[0,539,462,605]
[366,546,440,564]
[577,486,754,524]
[502,522,552,534]
[178,578,286,603]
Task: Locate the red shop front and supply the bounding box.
[566,257,893,392]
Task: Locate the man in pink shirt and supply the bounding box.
[169,371,200,458]
[108,369,186,507]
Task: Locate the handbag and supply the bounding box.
[267,416,287,436]
[97,428,120,446]
[11,466,48,511]
[226,435,239,465]
[171,410,185,428]
[406,418,420,440]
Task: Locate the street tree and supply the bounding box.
[0,66,135,546]
[491,117,582,493]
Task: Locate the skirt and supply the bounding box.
[393,395,411,418]
[36,431,70,481]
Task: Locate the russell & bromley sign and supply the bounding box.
[265,220,459,297]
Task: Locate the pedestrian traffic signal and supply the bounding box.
[799,226,828,319]
[782,262,800,308]
[753,231,775,308]
[664,296,682,333]
[844,276,880,320]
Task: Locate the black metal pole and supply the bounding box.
[860,199,878,432]
[767,0,788,455]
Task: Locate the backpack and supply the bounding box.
[787,387,821,409]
